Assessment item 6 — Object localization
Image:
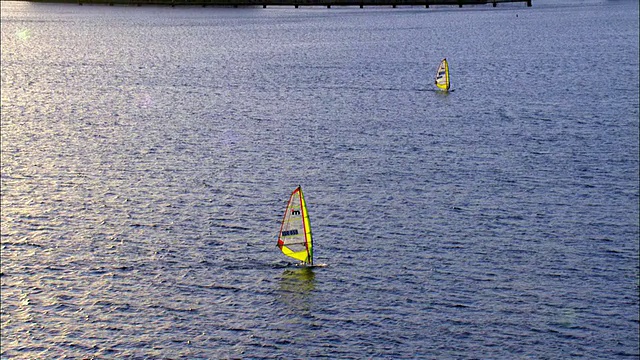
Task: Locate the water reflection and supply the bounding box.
[277,267,316,316]
[15,28,32,42]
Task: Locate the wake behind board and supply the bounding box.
[294,262,327,268]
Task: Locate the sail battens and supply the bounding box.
[281,241,307,245]
[277,186,313,265]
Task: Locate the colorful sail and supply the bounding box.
[435,58,450,91]
[277,186,313,265]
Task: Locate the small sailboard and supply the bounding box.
[277,186,325,267]
[435,58,451,92]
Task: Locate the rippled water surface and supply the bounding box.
[1,0,639,358]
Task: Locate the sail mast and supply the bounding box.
[299,186,313,265]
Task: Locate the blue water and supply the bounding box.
[1,0,638,358]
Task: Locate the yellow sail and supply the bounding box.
[435,58,450,91]
[277,186,313,265]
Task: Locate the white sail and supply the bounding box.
[435,58,450,91]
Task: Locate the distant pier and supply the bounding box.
[28,0,532,8]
